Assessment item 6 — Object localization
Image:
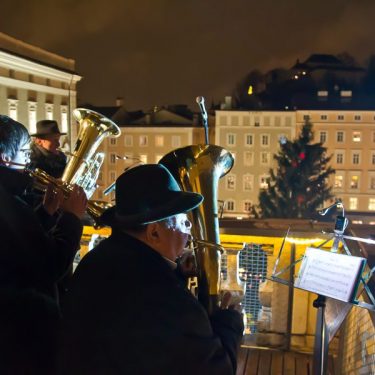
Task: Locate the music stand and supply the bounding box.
[271,200,375,375]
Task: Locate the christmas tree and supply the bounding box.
[255,120,335,218]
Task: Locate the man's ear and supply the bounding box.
[0,153,11,164]
[145,222,161,244]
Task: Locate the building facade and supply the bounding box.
[0,32,81,146]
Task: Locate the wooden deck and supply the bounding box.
[236,346,337,375]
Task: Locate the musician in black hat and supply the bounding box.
[29,119,67,178]
[60,164,244,375]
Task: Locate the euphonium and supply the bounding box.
[159,144,235,313]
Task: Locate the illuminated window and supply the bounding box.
[7,99,18,121]
[353,132,361,142]
[260,152,269,165]
[245,134,253,146]
[226,200,235,211]
[243,175,253,191]
[369,199,375,210]
[226,175,236,190]
[349,197,358,210]
[260,175,269,189]
[248,85,253,95]
[45,104,53,120]
[334,176,343,188]
[352,152,360,165]
[319,131,327,143]
[261,134,269,146]
[171,136,181,147]
[110,153,116,164]
[124,135,133,147]
[350,176,359,189]
[244,201,252,212]
[60,106,68,133]
[336,131,344,142]
[155,135,164,147]
[139,135,148,146]
[28,102,37,134]
[227,133,236,146]
[139,154,147,163]
[244,151,254,166]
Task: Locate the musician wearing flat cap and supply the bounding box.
[29,119,67,178]
[60,164,244,375]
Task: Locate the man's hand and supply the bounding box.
[61,185,87,219]
[43,183,64,216]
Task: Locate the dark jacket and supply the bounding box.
[60,231,244,375]
[29,143,67,178]
[0,166,83,300]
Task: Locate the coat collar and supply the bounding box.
[0,165,33,197]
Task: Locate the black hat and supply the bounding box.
[100,164,203,226]
[31,120,66,138]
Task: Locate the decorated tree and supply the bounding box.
[255,120,335,218]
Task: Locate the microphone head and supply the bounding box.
[196,96,205,105]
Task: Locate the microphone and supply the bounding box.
[196,96,208,121]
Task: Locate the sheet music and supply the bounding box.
[295,247,366,302]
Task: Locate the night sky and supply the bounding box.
[1,0,375,111]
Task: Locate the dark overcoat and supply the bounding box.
[60,231,243,375]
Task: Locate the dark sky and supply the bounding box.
[1,0,375,111]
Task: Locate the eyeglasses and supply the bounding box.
[20,148,32,157]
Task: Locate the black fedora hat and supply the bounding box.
[31,120,66,138]
[100,164,203,226]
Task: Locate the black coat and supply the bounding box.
[0,166,83,300]
[29,143,67,178]
[60,231,243,375]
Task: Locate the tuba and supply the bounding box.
[29,108,121,222]
[159,144,242,313]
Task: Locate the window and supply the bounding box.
[243,117,250,126]
[28,102,37,134]
[219,116,227,126]
[260,152,269,165]
[60,106,68,133]
[336,153,344,164]
[45,104,53,120]
[264,116,271,126]
[321,115,328,120]
[352,152,360,165]
[261,134,269,146]
[254,116,260,127]
[334,175,343,188]
[243,175,253,191]
[372,152,375,165]
[370,176,375,190]
[352,132,361,142]
[139,135,148,146]
[155,135,164,147]
[171,136,181,147]
[285,117,292,126]
[350,175,359,189]
[354,115,361,121]
[110,138,117,146]
[244,201,252,212]
[110,171,116,182]
[110,153,116,164]
[245,134,253,146]
[372,131,375,143]
[349,197,358,210]
[231,116,239,126]
[226,200,235,211]
[260,175,269,189]
[369,198,375,211]
[244,151,254,166]
[303,115,310,121]
[319,131,327,143]
[226,175,236,190]
[227,133,236,146]
[124,135,133,147]
[338,115,344,120]
[336,131,344,142]
[7,99,18,121]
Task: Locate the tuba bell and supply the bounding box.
[159,144,240,313]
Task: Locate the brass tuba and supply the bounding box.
[159,144,237,313]
[29,108,121,222]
